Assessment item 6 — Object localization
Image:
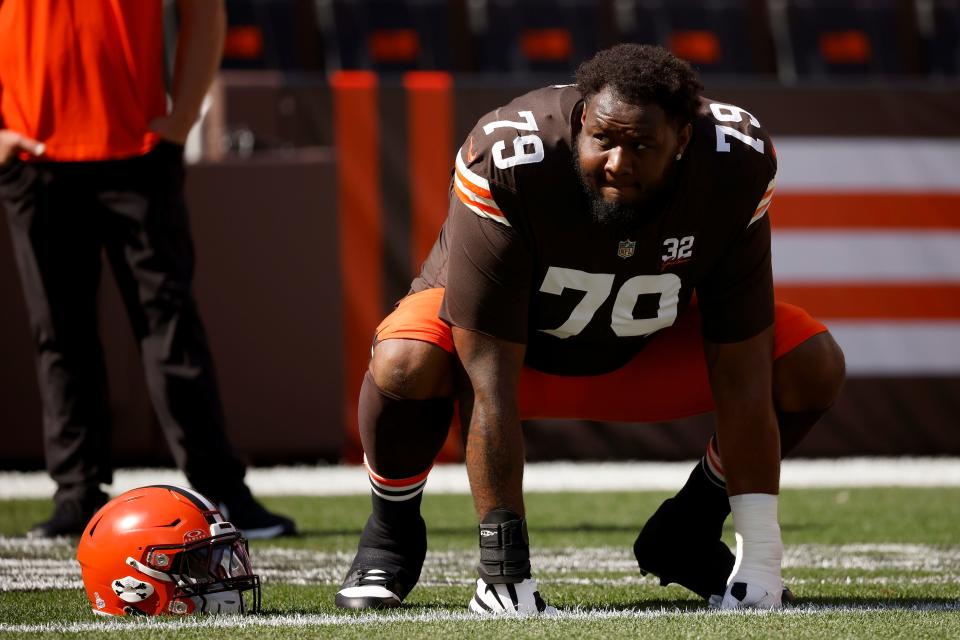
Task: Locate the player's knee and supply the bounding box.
[774,331,846,413]
[370,338,453,399]
[805,332,846,409]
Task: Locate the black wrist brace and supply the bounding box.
[477,508,531,584]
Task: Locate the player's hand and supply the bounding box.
[0,130,44,165]
[469,577,557,616]
[715,493,784,609]
[148,114,195,146]
[714,579,783,609]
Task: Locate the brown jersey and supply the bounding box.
[412,85,776,376]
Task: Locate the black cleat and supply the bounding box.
[781,585,797,605]
[335,513,426,610]
[633,497,735,600]
[215,487,297,540]
[335,566,403,610]
[28,494,107,538]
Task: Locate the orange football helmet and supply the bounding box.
[76,485,261,616]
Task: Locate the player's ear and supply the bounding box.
[676,122,692,156]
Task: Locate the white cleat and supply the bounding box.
[468,578,557,616]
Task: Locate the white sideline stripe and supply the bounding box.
[6,569,960,592]
[774,138,960,190]
[771,232,960,282]
[1,458,959,499]
[5,544,957,592]
[826,323,960,375]
[1,602,958,632]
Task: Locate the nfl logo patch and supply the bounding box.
[617,239,636,259]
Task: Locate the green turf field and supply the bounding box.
[1,488,958,638]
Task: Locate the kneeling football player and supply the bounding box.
[335,44,845,614]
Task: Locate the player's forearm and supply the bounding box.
[704,327,779,496]
[169,0,225,128]
[451,326,527,520]
[715,407,780,496]
[706,328,785,606]
[465,395,525,519]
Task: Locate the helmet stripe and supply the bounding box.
[143,485,220,524]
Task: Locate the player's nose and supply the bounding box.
[604,146,632,178]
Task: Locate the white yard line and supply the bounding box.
[1,458,959,500]
[4,543,958,592]
[1,602,959,634]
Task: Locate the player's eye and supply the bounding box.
[593,134,610,147]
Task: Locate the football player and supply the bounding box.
[335,44,845,613]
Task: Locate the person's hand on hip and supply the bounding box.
[0,130,44,165]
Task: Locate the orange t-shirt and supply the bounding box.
[0,0,167,161]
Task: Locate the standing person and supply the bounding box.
[334,44,845,612]
[0,0,296,539]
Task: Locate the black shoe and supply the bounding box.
[28,494,107,538]
[336,560,405,610]
[633,497,735,600]
[216,488,297,540]
[335,512,426,610]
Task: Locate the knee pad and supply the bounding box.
[477,509,531,584]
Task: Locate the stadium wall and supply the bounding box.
[1,76,958,467]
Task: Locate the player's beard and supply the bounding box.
[572,144,674,233]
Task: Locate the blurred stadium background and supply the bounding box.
[1,0,958,470]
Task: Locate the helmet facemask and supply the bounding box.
[139,531,261,615]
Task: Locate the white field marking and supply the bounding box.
[771,232,960,282]
[7,569,957,593]
[4,543,958,592]
[2,458,959,500]
[514,575,960,587]
[0,535,74,558]
[2,602,960,634]
[774,138,960,191]
[783,544,960,572]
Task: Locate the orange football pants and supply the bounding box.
[375,288,827,423]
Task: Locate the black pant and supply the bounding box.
[0,143,246,504]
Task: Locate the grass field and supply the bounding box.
[1,486,959,638]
